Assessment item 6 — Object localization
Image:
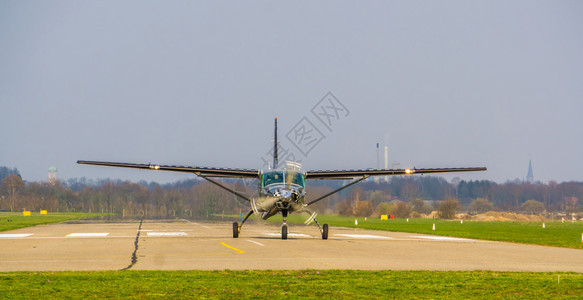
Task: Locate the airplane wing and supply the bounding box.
[304,167,487,180]
[77,160,260,179]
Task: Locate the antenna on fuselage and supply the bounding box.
[274,117,278,169]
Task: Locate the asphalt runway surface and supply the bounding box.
[1,220,582,272]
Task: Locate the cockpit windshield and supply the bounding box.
[262,171,305,188]
[286,172,305,186]
[262,171,284,187]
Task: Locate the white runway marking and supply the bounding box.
[7,236,136,240]
[201,226,211,229]
[335,234,393,240]
[67,233,110,237]
[410,235,474,242]
[263,232,314,238]
[146,232,188,236]
[0,234,33,238]
[247,240,265,246]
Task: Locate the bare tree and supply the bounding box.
[438,198,460,219]
[350,186,363,215]
[412,198,432,215]
[401,183,421,201]
[366,190,388,209]
[469,198,494,213]
[1,174,24,211]
[521,200,545,214]
[373,202,394,217]
[393,201,413,218]
[353,200,373,217]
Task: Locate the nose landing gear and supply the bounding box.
[282,224,288,240]
[281,210,288,240]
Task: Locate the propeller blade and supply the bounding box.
[250,197,277,215]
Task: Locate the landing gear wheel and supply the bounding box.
[322,224,329,240]
[282,224,288,240]
[233,222,239,238]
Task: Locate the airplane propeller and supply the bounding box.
[250,197,277,215]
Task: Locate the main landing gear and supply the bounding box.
[281,209,329,240]
[312,217,328,240]
[232,209,329,240]
[304,210,328,240]
[322,224,329,240]
[232,210,253,238]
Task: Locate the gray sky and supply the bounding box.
[1,1,582,184]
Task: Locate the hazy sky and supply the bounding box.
[1,1,582,184]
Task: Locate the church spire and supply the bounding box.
[526,159,534,183]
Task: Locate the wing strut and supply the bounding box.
[199,176,252,202]
[307,175,370,206]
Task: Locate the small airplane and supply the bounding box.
[78,117,486,240]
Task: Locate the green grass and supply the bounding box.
[0,212,111,232]
[0,270,581,298]
[265,214,583,249]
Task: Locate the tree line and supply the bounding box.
[1,167,581,219]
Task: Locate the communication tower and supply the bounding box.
[376,143,380,169]
[384,146,389,182]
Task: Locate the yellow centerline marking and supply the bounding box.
[220,242,245,253]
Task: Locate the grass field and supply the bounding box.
[1,270,581,298]
[0,212,110,232]
[264,214,583,249]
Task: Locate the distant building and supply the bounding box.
[564,197,578,211]
[48,167,58,185]
[526,160,534,183]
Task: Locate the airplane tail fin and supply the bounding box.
[273,117,278,169]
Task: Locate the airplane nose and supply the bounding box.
[280,189,292,199]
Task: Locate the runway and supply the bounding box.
[1,220,582,272]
